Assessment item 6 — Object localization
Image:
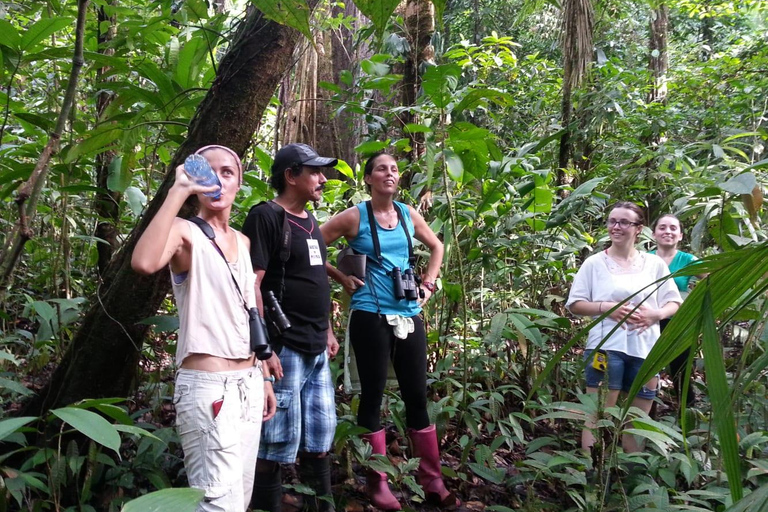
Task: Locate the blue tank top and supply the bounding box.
[349,201,421,316]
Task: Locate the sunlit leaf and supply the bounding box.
[51,407,121,455]
[121,488,204,512]
[20,17,73,51]
[250,0,312,42]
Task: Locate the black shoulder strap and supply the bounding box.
[188,217,248,312]
[265,200,291,263]
[365,201,382,264]
[365,201,415,267]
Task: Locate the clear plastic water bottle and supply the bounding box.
[183,154,222,199]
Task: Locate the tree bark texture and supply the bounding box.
[279,2,366,171]
[400,0,435,163]
[557,0,593,180]
[23,6,314,416]
[648,4,669,104]
[93,3,122,277]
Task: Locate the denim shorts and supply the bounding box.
[174,368,264,512]
[259,346,337,463]
[583,350,657,400]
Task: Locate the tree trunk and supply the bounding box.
[557,0,593,186]
[648,4,669,105]
[23,6,315,416]
[400,0,435,163]
[93,3,122,277]
[278,2,365,171]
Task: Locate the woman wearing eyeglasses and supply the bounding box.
[566,202,682,453]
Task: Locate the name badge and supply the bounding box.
[307,239,323,266]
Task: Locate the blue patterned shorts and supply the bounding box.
[259,346,337,463]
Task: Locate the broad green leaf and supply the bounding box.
[125,186,147,216]
[0,377,33,396]
[421,64,460,109]
[699,289,742,501]
[719,172,756,195]
[360,58,390,77]
[250,0,312,42]
[431,0,447,24]
[21,17,74,51]
[355,140,389,155]
[403,123,431,134]
[137,315,180,332]
[107,156,131,192]
[335,159,355,180]
[51,407,121,455]
[355,0,400,38]
[454,89,513,116]
[441,149,464,181]
[114,424,164,443]
[0,20,21,49]
[65,129,121,163]
[121,487,204,512]
[0,417,36,442]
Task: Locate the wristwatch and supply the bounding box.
[422,281,436,293]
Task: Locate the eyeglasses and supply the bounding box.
[607,219,641,228]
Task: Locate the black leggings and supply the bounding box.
[349,310,430,432]
[661,318,694,407]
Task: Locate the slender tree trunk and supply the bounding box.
[557,0,593,186]
[93,3,122,278]
[0,0,89,292]
[648,3,669,105]
[22,6,318,416]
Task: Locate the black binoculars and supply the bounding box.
[264,290,291,335]
[247,307,273,360]
[391,267,424,301]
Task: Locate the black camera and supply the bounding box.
[264,290,291,335]
[391,267,424,301]
[248,307,273,360]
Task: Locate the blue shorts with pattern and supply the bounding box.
[584,349,658,400]
[259,345,337,463]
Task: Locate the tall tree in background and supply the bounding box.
[557,0,593,183]
[23,5,320,416]
[400,0,436,162]
[92,1,121,278]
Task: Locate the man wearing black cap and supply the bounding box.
[243,143,339,512]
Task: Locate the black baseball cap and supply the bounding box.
[272,143,338,174]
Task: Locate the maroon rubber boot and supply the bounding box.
[408,425,460,508]
[361,429,402,511]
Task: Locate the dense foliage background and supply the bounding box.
[0,0,766,510]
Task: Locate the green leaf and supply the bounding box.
[121,487,205,512]
[719,172,756,195]
[21,18,74,51]
[354,0,400,38]
[0,377,33,396]
[114,424,164,443]
[51,407,121,455]
[355,140,389,155]
[0,20,21,49]
[441,149,464,181]
[125,186,147,216]
[107,156,131,192]
[250,0,313,42]
[0,417,37,442]
[137,315,179,332]
[65,128,122,164]
[421,64,461,109]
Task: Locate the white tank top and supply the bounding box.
[171,220,256,365]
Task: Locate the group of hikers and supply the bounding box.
[130,143,702,511]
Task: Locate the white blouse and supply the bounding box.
[566,251,682,359]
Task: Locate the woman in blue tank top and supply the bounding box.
[321,152,458,510]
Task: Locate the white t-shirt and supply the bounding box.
[566,251,682,359]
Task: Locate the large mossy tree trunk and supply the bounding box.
[23,7,315,416]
